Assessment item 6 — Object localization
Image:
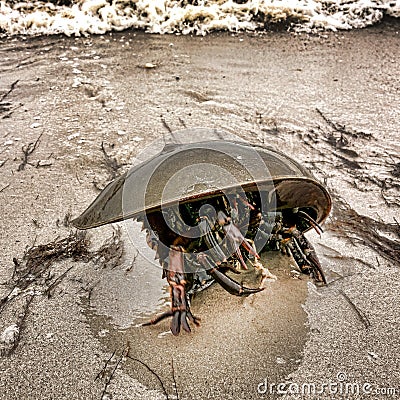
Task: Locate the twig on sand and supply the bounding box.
[161,116,173,133]
[0,80,19,104]
[44,266,74,298]
[323,254,375,270]
[0,80,21,118]
[100,141,124,181]
[161,116,181,144]
[94,342,170,400]
[178,117,187,128]
[75,172,82,184]
[125,352,169,400]
[316,108,345,133]
[339,290,371,329]
[318,242,341,255]
[171,359,180,400]
[95,350,116,382]
[17,133,43,171]
[0,184,10,193]
[100,347,127,400]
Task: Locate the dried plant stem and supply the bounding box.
[339,290,371,329]
[125,354,169,400]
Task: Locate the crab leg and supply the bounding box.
[296,210,324,235]
[197,254,264,296]
[218,212,260,270]
[283,227,327,284]
[145,228,159,251]
[237,194,255,210]
[198,218,227,263]
[223,222,260,259]
[234,246,248,270]
[143,245,200,335]
[142,310,173,326]
[293,234,326,284]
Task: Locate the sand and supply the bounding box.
[0,19,399,399]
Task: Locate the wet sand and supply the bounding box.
[0,20,399,399]
[86,252,309,400]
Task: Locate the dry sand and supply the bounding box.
[0,20,399,399]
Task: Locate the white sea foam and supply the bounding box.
[0,0,399,37]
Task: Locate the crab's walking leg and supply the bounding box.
[198,218,226,263]
[294,233,326,284]
[143,245,200,335]
[285,227,327,284]
[197,212,264,295]
[197,254,264,296]
[218,211,260,262]
[200,213,260,268]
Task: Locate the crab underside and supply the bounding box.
[140,190,326,335]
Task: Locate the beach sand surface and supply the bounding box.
[0,20,399,399]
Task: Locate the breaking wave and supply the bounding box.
[0,0,399,37]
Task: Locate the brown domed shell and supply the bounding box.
[72,140,331,230]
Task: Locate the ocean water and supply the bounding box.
[0,0,399,37]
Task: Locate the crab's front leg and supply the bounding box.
[197,253,264,296]
[282,226,326,284]
[198,212,265,295]
[217,211,260,263]
[292,228,326,284]
[143,245,200,335]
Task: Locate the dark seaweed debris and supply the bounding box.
[3,227,123,305]
[91,227,124,269]
[302,109,399,208]
[328,197,400,266]
[2,230,91,310]
[0,227,124,356]
[17,133,43,171]
[93,142,126,191]
[0,80,19,118]
[316,108,373,141]
[101,141,125,181]
[305,108,371,170]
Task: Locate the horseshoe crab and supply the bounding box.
[72,135,331,335]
